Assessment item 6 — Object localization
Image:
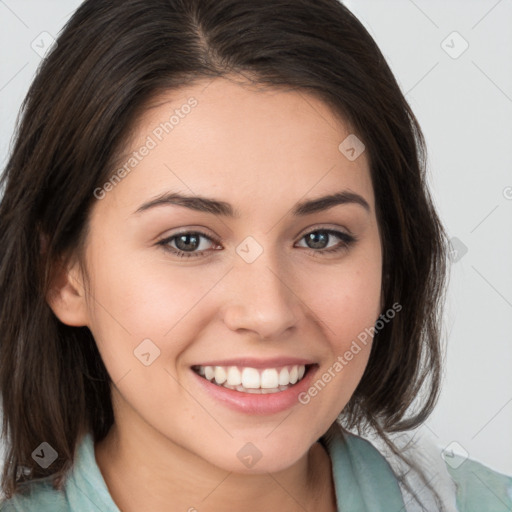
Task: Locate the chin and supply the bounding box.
[200,433,314,475]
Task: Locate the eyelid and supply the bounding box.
[295,223,354,239]
[158,226,218,242]
[156,229,220,256]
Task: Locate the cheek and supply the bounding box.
[83,244,226,382]
[319,270,381,345]
[297,243,381,397]
[86,243,206,334]
[303,251,382,349]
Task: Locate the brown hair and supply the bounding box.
[0,0,448,504]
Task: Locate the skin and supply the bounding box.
[48,75,383,512]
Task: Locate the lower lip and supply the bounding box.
[191,365,319,415]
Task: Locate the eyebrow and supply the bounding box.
[133,190,370,217]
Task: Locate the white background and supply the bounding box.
[1,0,511,475]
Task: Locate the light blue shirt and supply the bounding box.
[1,426,511,511]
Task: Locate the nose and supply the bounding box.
[220,246,300,341]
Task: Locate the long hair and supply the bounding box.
[0,0,448,502]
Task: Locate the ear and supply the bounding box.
[46,255,89,327]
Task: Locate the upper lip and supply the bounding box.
[191,357,316,369]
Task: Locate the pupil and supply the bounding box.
[176,234,199,251]
[307,231,328,249]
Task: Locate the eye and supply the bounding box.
[295,228,357,256]
[157,227,357,260]
[157,231,220,258]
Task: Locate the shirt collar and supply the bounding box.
[321,423,406,511]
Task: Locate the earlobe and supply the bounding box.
[46,258,89,327]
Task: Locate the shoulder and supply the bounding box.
[330,423,512,512]
[445,455,512,512]
[0,431,119,512]
[0,478,69,512]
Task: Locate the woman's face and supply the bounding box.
[65,77,382,473]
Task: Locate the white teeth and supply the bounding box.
[194,364,309,393]
[241,367,260,389]
[278,367,290,386]
[205,366,215,380]
[261,369,279,389]
[214,366,227,385]
[227,366,242,386]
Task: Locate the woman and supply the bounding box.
[0,0,510,510]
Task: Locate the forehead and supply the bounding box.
[100,76,374,216]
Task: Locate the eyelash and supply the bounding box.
[156,228,357,259]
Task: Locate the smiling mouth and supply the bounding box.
[191,364,314,394]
